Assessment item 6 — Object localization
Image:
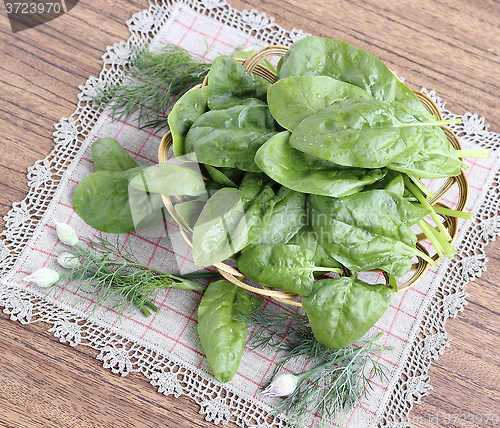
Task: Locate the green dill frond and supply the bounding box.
[53,233,217,317]
[244,310,393,426]
[91,44,211,131]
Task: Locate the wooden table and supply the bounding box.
[1,1,499,427]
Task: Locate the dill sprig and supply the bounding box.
[58,234,218,317]
[242,310,394,427]
[91,45,211,131]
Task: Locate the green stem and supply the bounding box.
[388,274,399,293]
[143,299,160,313]
[419,219,456,258]
[174,271,221,279]
[85,265,116,279]
[414,204,474,220]
[418,220,445,259]
[130,262,215,279]
[75,242,92,256]
[126,288,159,316]
[129,263,213,291]
[409,244,438,267]
[81,266,159,317]
[405,179,452,242]
[408,174,434,198]
[456,149,491,158]
[399,118,462,128]
[311,267,343,274]
[126,291,159,316]
[169,275,206,292]
[68,272,94,281]
[296,360,335,381]
[75,243,119,278]
[92,257,217,282]
[137,303,152,317]
[128,263,168,275]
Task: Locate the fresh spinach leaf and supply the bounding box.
[167,86,209,158]
[237,244,335,296]
[287,225,342,271]
[204,165,239,188]
[91,138,138,172]
[363,170,405,196]
[128,163,206,196]
[276,36,434,122]
[246,186,307,249]
[73,167,164,233]
[184,99,279,172]
[216,167,246,187]
[239,182,279,247]
[198,280,263,383]
[192,188,245,266]
[191,182,278,266]
[307,190,429,277]
[207,55,271,110]
[238,172,274,206]
[290,97,449,169]
[302,276,394,349]
[255,131,386,197]
[389,126,463,178]
[267,75,373,130]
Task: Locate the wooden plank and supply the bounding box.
[0,0,499,427]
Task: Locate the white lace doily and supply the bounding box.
[1,1,500,427]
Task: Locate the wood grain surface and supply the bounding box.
[1,0,499,427]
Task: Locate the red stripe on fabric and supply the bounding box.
[168,19,241,50]
[175,16,198,47]
[105,114,164,140]
[199,25,225,62]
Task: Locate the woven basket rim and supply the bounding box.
[158,44,469,304]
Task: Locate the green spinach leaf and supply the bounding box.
[302,276,394,349]
[184,99,279,172]
[267,75,373,130]
[204,165,239,188]
[290,97,450,169]
[73,167,164,233]
[198,280,263,383]
[238,172,274,206]
[276,36,434,122]
[255,131,386,197]
[192,188,245,266]
[363,170,405,196]
[192,182,278,266]
[91,138,139,172]
[389,127,463,178]
[308,190,429,277]
[207,55,271,110]
[168,86,209,158]
[237,244,335,296]
[129,163,206,196]
[287,225,342,271]
[238,181,279,246]
[246,186,307,248]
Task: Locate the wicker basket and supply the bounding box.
[158,46,469,305]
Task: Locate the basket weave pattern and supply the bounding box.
[158,46,469,305]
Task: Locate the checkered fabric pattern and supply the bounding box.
[3,4,498,427]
